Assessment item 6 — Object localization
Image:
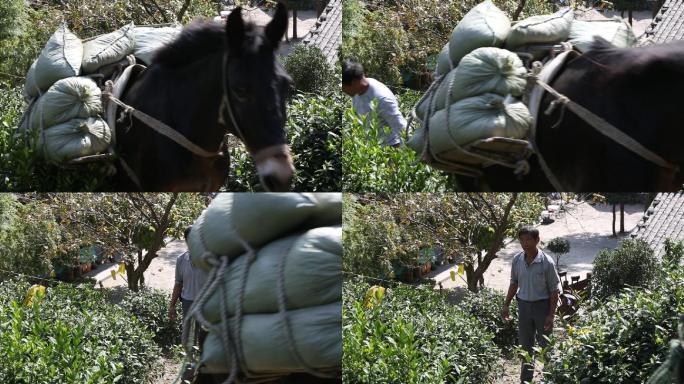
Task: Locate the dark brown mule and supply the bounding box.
[116,3,294,191]
[456,37,684,192]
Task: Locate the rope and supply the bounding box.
[534,78,679,173]
[104,92,223,159]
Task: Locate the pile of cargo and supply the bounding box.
[186,193,342,379]
[20,23,180,164]
[408,1,637,169]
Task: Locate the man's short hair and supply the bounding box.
[184,226,192,241]
[342,60,364,85]
[517,226,539,240]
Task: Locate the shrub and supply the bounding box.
[544,266,684,383]
[0,0,26,41]
[0,278,162,384]
[343,277,501,383]
[547,237,571,265]
[227,91,342,191]
[460,287,519,354]
[118,287,182,354]
[342,91,457,192]
[592,239,659,299]
[0,194,63,277]
[282,45,333,95]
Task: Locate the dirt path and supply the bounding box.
[431,201,646,292]
[156,357,183,384]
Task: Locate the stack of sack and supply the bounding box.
[186,193,342,377]
[20,23,181,164]
[408,1,636,163]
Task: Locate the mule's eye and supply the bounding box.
[232,87,248,101]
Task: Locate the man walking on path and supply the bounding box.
[502,226,562,384]
[168,227,207,324]
[342,60,405,147]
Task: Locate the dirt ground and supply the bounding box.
[431,201,646,292]
[577,8,653,38]
[86,239,187,293]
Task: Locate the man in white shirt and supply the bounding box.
[342,60,405,147]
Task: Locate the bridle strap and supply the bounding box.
[218,52,248,144]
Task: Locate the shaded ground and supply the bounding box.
[431,201,646,292]
[578,8,653,38]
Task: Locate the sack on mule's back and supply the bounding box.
[428,93,532,157]
[448,1,510,67]
[201,226,342,320]
[200,302,342,374]
[24,24,83,99]
[187,193,342,271]
[81,23,135,74]
[28,77,102,132]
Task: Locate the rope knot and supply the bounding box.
[514,159,531,176]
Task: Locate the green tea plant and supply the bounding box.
[342,97,455,192]
[544,265,684,383]
[227,92,342,191]
[592,239,660,299]
[118,287,182,354]
[460,287,519,355]
[0,278,162,384]
[343,277,502,383]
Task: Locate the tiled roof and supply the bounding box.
[642,0,684,44]
[630,192,684,259]
[303,0,341,64]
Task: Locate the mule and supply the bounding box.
[115,3,294,191]
[456,38,684,192]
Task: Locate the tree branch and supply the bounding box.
[177,0,192,22]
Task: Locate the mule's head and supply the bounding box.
[223,2,294,192]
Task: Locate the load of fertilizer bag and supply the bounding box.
[19,23,181,164]
[408,1,636,173]
[184,193,342,381]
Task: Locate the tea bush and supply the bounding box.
[545,265,684,383]
[119,287,182,354]
[341,0,556,88]
[0,278,162,384]
[592,239,660,299]
[342,90,458,192]
[227,91,342,191]
[343,277,501,383]
[460,287,519,354]
[282,45,334,95]
[0,194,63,277]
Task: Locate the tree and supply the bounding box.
[0,194,67,278]
[48,193,208,291]
[546,237,570,268]
[344,193,545,292]
[604,193,642,236]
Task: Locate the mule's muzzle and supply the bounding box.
[254,144,294,191]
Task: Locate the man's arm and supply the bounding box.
[168,283,182,321]
[544,256,562,331]
[376,96,406,145]
[545,290,559,331]
[502,282,518,321]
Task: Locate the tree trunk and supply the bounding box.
[292,9,298,40]
[619,203,625,233]
[613,204,617,236]
[628,9,633,26]
[512,0,527,21]
[465,263,479,293]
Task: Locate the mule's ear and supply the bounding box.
[226,6,244,52]
[265,2,288,48]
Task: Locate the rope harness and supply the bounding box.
[410,43,680,190]
[181,229,339,384]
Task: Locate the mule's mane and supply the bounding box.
[153,20,264,67]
